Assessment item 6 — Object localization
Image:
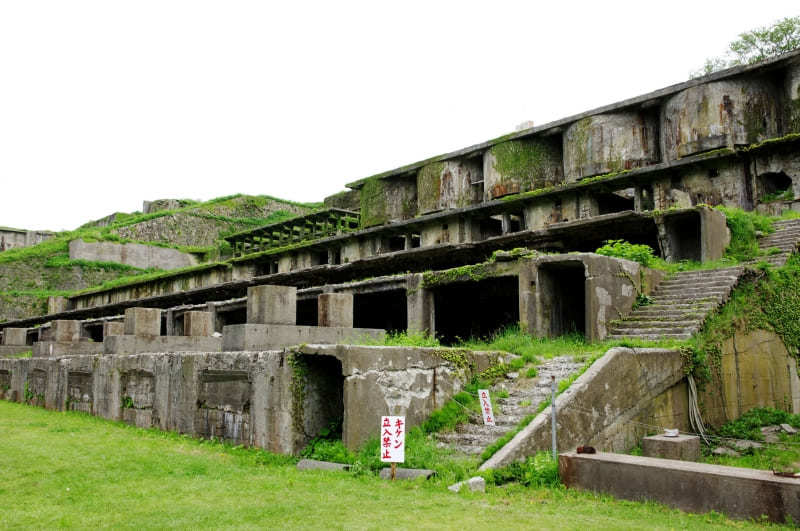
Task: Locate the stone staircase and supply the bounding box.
[756,218,800,266]
[435,356,584,456]
[607,218,800,341]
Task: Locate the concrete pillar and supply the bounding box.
[165,310,175,336]
[406,274,435,335]
[183,311,214,337]
[47,296,69,314]
[1,328,28,346]
[103,321,125,338]
[246,285,297,325]
[206,302,220,333]
[317,293,354,328]
[518,265,537,334]
[50,320,81,343]
[501,213,512,234]
[124,308,162,337]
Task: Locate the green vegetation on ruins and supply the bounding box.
[0,194,315,320]
[1,401,758,529]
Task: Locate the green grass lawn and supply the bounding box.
[0,401,783,529]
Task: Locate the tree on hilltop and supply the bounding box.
[691,16,800,78]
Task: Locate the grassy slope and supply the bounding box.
[0,194,318,320]
[0,401,760,529]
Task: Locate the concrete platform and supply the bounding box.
[642,433,700,461]
[559,451,800,523]
[222,324,385,351]
[0,345,31,357]
[33,341,104,358]
[104,335,222,355]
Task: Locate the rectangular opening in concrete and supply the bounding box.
[174,314,185,336]
[83,323,104,343]
[330,247,342,265]
[121,370,156,428]
[433,276,519,344]
[0,370,11,400]
[67,371,92,413]
[597,191,635,215]
[757,171,793,202]
[28,368,47,407]
[353,290,407,333]
[296,354,344,450]
[479,217,503,240]
[538,262,586,338]
[386,235,406,252]
[409,233,421,248]
[664,212,702,262]
[297,297,319,326]
[312,250,329,266]
[25,330,37,346]
[196,370,251,446]
[218,308,247,328]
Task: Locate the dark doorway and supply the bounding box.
[353,290,407,333]
[297,297,318,326]
[537,262,586,338]
[296,355,345,449]
[597,191,635,215]
[433,276,519,344]
[758,171,793,201]
[664,213,702,262]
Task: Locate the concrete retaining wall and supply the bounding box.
[481,348,685,470]
[560,452,800,523]
[69,239,198,270]
[0,345,508,453]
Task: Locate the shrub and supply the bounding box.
[595,239,655,267]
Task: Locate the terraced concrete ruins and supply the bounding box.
[3,50,800,465]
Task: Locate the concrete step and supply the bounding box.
[654,286,732,296]
[608,325,699,336]
[611,320,701,330]
[655,279,737,289]
[606,332,693,341]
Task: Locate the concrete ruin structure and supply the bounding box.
[3,50,800,483]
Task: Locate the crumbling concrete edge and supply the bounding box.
[479,347,684,470]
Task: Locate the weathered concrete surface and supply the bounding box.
[642,434,700,462]
[417,159,482,214]
[655,207,730,263]
[525,254,643,341]
[33,340,104,358]
[296,459,350,471]
[2,328,28,346]
[183,311,213,337]
[291,344,508,449]
[124,308,161,337]
[563,112,659,181]
[43,320,81,343]
[0,345,31,357]
[484,137,564,199]
[69,239,198,271]
[0,227,53,251]
[662,78,780,161]
[480,348,684,470]
[699,329,800,426]
[317,293,353,328]
[222,324,384,351]
[559,452,800,523]
[0,345,507,455]
[104,321,125,337]
[104,335,222,355]
[359,176,417,228]
[247,285,297,325]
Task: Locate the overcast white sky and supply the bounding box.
[1,1,798,231]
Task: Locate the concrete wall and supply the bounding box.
[0,345,507,453]
[699,329,800,426]
[69,240,198,271]
[417,159,482,214]
[0,228,54,252]
[560,452,800,524]
[481,348,685,470]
